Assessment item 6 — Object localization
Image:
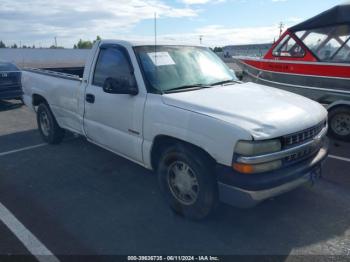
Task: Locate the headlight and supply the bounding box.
[233,139,282,174]
[235,139,281,156]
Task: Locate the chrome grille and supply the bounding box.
[283,121,327,164]
[284,144,321,163]
[283,121,326,148]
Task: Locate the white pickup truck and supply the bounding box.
[22,40,329,219]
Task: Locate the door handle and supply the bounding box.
[86,94,95,103]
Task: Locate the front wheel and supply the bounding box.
[157,144,218,220]
[37,103,65,144]
[328,106,350,142]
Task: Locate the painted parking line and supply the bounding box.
[329,155,350,163]
[0,143,47,157]
[0,202,59,262]
[0,136,79,158]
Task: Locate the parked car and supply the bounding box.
[0,61,22,101]
[22,40,328,219]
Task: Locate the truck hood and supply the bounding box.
[162,82,327,140]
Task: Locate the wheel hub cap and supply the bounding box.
[331,113,350,136]
[39,111,50,136]
[167,161,199,205]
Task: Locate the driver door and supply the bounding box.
[83,45,145,163]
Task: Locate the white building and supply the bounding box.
[0,48,89,69]
[223,43,272,58]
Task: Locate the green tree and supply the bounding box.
[93,35,102,44]
[76,39,93,49]
[0,41,6,48]
[213,46,223,53]
[11,43,18,48]
[49,45,64,49]
[74,36,102,49]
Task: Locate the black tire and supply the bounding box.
[157,144,218,220]
[328,106,350,142]
[36,103,65,144]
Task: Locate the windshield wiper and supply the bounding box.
[210,79,240,86]
[163,84,212,94]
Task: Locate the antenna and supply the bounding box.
[154,12,163,94]
[154,12,157,64]
[279,22,284,38]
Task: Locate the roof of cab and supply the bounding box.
[98,39,204,48]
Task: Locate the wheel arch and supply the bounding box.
[150,135,217,171]
[327,100,350,111]
[32,93,48,107]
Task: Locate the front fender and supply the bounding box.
[142,95,252,168]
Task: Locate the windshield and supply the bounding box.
[134,45,237,93]
[295,24,350,62]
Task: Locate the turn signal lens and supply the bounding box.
[233,160,282,174]
[233,163,255,174]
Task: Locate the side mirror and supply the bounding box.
[103,77,138,95]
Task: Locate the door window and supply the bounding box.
[93,47,136,88]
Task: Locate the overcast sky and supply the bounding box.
[0,0,345,48]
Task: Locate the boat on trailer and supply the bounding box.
[234,3,350,141]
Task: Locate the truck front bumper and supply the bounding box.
[217,143,328,208]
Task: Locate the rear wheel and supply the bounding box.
[328,106,350,142]
[157,144,218,220]
[37,103,65,144]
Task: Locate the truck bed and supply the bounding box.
[41,67,85,78]
[23,68,82,81]
[22,67,84,133]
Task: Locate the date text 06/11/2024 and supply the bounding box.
[127,256,220,261]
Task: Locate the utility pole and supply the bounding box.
[279,22,284,38]
[199,35,203,45]
[54,37,57,48]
